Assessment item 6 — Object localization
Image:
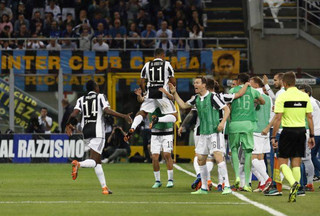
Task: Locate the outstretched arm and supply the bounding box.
[159,87,174,101]
[169,83,191,109]
[104,108,133,124]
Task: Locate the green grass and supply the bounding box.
[0,163,319,216]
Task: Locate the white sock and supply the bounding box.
[193,156,200,175]
[199,164,208,190]
[131,115,143,130]
[206,161,213,181]
[79,159,96,168]
[218,161,230,187]
[158,114,176,123]
[258,160,269,182]
[154,171,160,182]
[94,164,106,188]
[167,170,173,181]
[239,164,245,187]
[252,159,265,184]
[218,171,223,185]
[303,159,315,184]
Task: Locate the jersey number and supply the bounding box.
[83,100,98,118]
[237,95,251,110]
[149,67,162,82]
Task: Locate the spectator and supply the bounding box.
[109,19,127,38]
[43,12,54,37]
[154,10,166,30]
[33,21,44,36]
[61,23,75,38]
[88,0,110,19]
[61,13,76,30]
[15,40,25,50]
[46,38,61,50]
[173,20,189,49]
[156,20,172,39]
[102,126,131,163]
[0,0,12,20]
[91,12,108,31]
[79,23,94,50]
[127,32,140,49]
[135,8,150,32]
[76,9,88,25]
[0,25,11,38]
[141,23,156,48]
[171,9,186,30]
[38,107,52,134]
[30,11,44,34]
[159,0,170,12]
[0,40,11,50]
[60,99,74,133]
[112,0,127,26]
[26,115,45,133]
[14,13,30,33]
[126,0,140,22]
[128,22,140,37]
[189,24,203,49]
[0,14,12,34]
[61,39,77,50]
[15,23,30,38]
[15,1,27,20]
[156,32,173,54]
[27,33,45,49]
[94,22,108,38]
[109,33,124,49]
[45,0,61,22]
[92,34,109,51]
[49,20,60,38]
[189,9,203,31]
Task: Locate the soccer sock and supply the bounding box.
[158,114,176,123]
[244,150,252,186]
[154,171,161,182]
[199,164,208,190]
[79,159,96,168]
[193,156,200,175]
[206,161,214,181]
[239,164,245,187]
[167,170,173,181]
[218,171,223,185]
[94,164,106,188]
[280,164,296,186]
[303,159,315,184]
[218,161,230,187]
[292,167,301,183]
[259,160,269,181]
[251,160,264,184]
[231,148,240,179]
[252,159,269,184]
[131,115,143,130]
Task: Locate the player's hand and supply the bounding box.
[168,83,176,94]
[308,137,315,149]
[158,87,167,94]
[178,127,183,136]
[217,123,224,132]
[244,82,251,86]
[134,88,142,96]
[124,113,133,124]
[261,128,269,135]
[65,124,75,136]
[271,138,278,149]
[263,75,269,85]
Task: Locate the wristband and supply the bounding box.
[310,134,315,138]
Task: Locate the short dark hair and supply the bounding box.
[206,78,215,90]
[237,73,250,84]
[217,53,235,66]
[86,80,97,92]
[298,84,312,96]
[251,76,264,88]
[41,107,48,111]
[282,71,296,87]
[154,48,164,57]
[275,72,284,80]
[195,76,207,85]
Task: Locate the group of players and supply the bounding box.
[65,48,318,202]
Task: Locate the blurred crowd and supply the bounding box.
[0,0,205,50]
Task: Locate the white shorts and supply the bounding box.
[150,135,173,154]
[194,127,200,149]
[252,133,271,154]
[85,138,105,154]
[303,132,311,161]
[195,133,225,155]
[140,98,176,114]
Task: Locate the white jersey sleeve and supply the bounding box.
[212,93,226,110]
[167,61,174,77]
[186,95,197,106]
[220,93,235,104]
[74,97,82,111]
[99,94,110,110]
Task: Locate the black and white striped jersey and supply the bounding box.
[140,58,174,99]
[74,91,110,139]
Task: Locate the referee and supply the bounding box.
[272,71,315,202]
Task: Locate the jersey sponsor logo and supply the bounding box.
[284,101,307,108]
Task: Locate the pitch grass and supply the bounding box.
[0,163,319,216]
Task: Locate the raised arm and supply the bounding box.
[263,75,276,102]
[234,82,250,99]
[169,83,192,109]
[140,78,146,93]
[134,88,144,103]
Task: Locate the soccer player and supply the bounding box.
[249,76,273,192]
[124,48,178,141]
[229,73,265,192]
[170,77,231,194]
[135,88,174,188]
[65,80,132,195]
[272,72,315,202]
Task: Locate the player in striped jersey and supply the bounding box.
[65,80,132,195]
[124,48,178,141]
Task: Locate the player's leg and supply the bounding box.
[162,135,174,188]
[151,135,162,188]
[206,155,214,190]
[214,151,232,194]
[302,134,314,191]
[191,130,201,189]
[311,136,320,179]
[124,110,148,141]
[229,133,241,187]
[150,99,177,128]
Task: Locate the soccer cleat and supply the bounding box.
[191,174,201,189]
[264,186,282,196]
[222,186,232,195]
[288,182,300,202]
[191,188,208,195]
[297,186,305,197]
[207,180,213,191]
[152,181,162,189]
[234,177,240,189]
[102,186,112,195]
[243,185,253,192]
[313,176,320,182]
[217,184,223,191]
[262,177,273,192]
[71,160,80,180]
[166,180,174,188]
[124,128,135,142]
[149,115,159,129]
[305,184,314,192]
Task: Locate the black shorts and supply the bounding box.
[278,127,306,158]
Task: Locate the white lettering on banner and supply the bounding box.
[0,140,15,157]
[54,140,63,158]
[36,140,44,157]
[42,140,50,157]
[63,140,75,157]
[26,140,36,157]
[75,140,84,158]
[49,140,54,157]
[18,140,27,157]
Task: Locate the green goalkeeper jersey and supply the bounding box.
[149,108,173,131]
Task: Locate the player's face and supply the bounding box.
[231,80,237,88]
[218,59,234,74]
[193,79,205,94]
[249,79,259,88]
[273,75,282,89]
